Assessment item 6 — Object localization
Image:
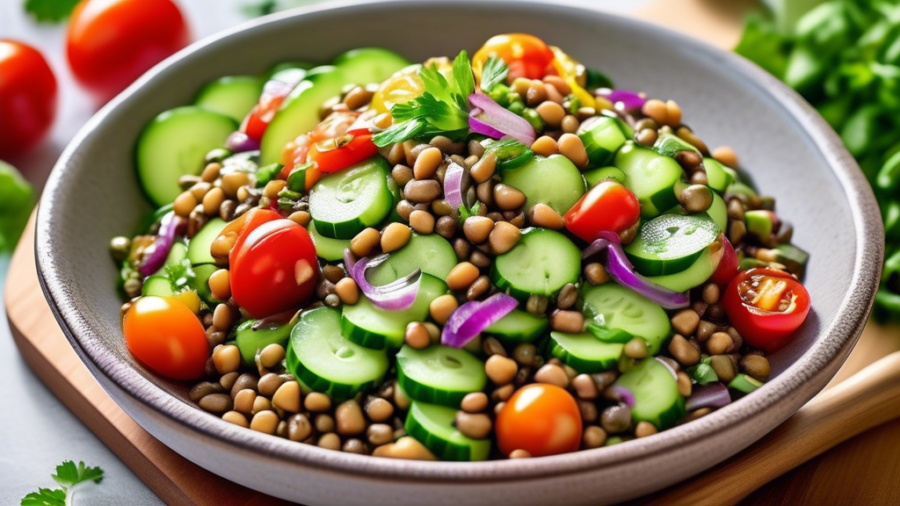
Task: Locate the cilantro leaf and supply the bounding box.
[452,50,475,109]
[24,0,80,23]
[21,488,66,506]
[480,56,509,93]
[373,117,428,146]
[22,461,105,506]
[165,258,195,292]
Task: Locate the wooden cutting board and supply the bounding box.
[7,2,900,505]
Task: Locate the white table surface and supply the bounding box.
[0,0,649,503]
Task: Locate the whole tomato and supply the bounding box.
[495,383,582,457]
[564,179,641,243]
[123,296,208,380]
[0,40,57,158]
[66,0,189,100]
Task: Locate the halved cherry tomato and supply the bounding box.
[723,268,811,353]
[710,235,739,287]
[307,132,378,174]
[209,208,282,265]
[230,219,318,318]
[495,383,582,457]
[311,111,363,141]
[123,296,208,380]
[564,179,641,242]
[473,34,556,81]
[0,40,57,158]
[243,79,294,141]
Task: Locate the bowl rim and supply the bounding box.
[36,0,884,482]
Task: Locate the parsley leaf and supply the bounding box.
[165,258,195,292]
[480,56,509,93]
[24,0,80,23]
[21,461,104,506]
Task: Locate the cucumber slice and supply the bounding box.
[341,274,447,349]
[187,218,228,266]
[367,233,456,285]
[151,242,187,277]
[267,62,314,82]
[308,221,351,262]
[484,309,548,344]
[613,358,685,429]
[235,315,296,366]
[142,275,174,297]
[581,283,671,354]
[584,166,626,187]
[644,246,716,292]
[548,331,624,373]
[652,132,699,159]
[624,213,720,276]
[194,76,264,123]
[136,107,238,206]
[309,156,393,239]
[190,264,220,305]
[396,345,486,408]
[577,116,631,167]
[484,138,534,170]
[406,401,490,461]
[332,48,410,85]
[614,142,683,218]
[500,155,586,215]
[492,228,582,301]
[286,307,388,401]
[707,192,727,232]
[729,373,763,394]
[703,158,734,194]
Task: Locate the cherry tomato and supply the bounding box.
[473,34,556,81]
[564,179,641,242]
[495,383,582,457]
[244,79,295,141]
[123,296,208,380]
[0,40,57,158]
[722,268,811,353]
[710,235,739,287]
[307,133,378,174]
[311,111,363,141]
[67,0,189,101]
[231,219,318,318]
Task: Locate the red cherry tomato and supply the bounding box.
[564,179,641,242]
[473,33,556,81]
[0,40,57,158]
[66,0,189,101]
[307,133,378,174]
[710,235,739,287]
[231,219,318,318]
[123,296,208,380]
[495,383,582,457]
[243,79,295,141]
[722,268,811,353]
[211,208,282,267]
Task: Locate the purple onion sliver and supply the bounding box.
[443,161,465,209]
[468,93,536,146]
[655,357,679,381]
[138,212,179,277]
[225,131,261,153]
[685,383,731,412]
[469,114,506,140]
[601,89,646,110]
[605,243,690,309]
[441,292,518,348]
[606,385,636,407]
[347,254,421,311]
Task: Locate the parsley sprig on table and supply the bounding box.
[21,461,104,506]
[373,50,475,147]
[23,0,81,23]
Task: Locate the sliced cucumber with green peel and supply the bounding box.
[500,155,586,215]
[194,76,264,123]
[136,107,238,206]
[267,61,314,82]
[308,221,351,262]
[188,218,228,266]
[584,166,626,187]
[396,345,486,408]
[142,275,174,297]
[190,264,220,305]
[624,213,720,276]
[729,373,763,394]
[151,242,187,277]
[707,192,727,232]
[703,158,734,194]
[406,401,490,461]
[548,331,623,373]
[652,132,699,159]
[581,283,671,354]
[484,309,548,344]
[341,274,447,349]
[644,246,717,292]
[577,116,632,167]
[235,315,296,366]
[331,47,410,85]
[491,228,581,301]
[484,138,534,171]
[613,357,685,429]
[309,156,393,239]
[286,307,388,401]
[367,233,456,285]
[614,142,683,218]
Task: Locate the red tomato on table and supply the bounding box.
[0,40,57,158]
[564,179,641,243]
[66,0,189,100]
[495,383,582,457]
[722,268,811,353]
[123,296,208,380]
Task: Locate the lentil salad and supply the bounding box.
[112,34,812,461]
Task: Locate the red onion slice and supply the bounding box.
[685,383,732,411]
[468,107,507,139]
[441,292,518,348]
[139,212,183,277]
[599,89,647,110]
[469,93,536,146]
[344,250,421,311]
[226,131,261,153]
[443,160,465,209]
[605,385,636,407]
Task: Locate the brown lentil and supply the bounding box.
[213,303,234,331]
[624,338,649,359]
[287,414,312,442]
[222,411,249,428]
[469,249,492,268]
[707,332,734,355]
[335,400,366,436]
[601,405,632,434]
[680,184,713,213]
[702,283,720,304]
[381,223,412,253]
[461,392,489,413]
[466,275,491,300]
[230,373,258,398]
[550,309,584,333]
[173,192,198,218]
[257,373,285,397]
[676,371,693,397]
[582,426,607,449]
[365,397,395,422]
[272,381,301,413]
[213,344,240,375]
[668,334,700,366]
[404,179,441,203]
[446,262,480,291]
[455,412,492,439]
[584,262,610,285]
[671,309,701,336]
[485,355,518,385]
[429,294,458,324]
[413,147,442,180]
[218,372,238,391]
[318,433,341,451]
[665,100,682,127]
[558,133,589,168]
[710,355,736,383]
[526,80,547,105]
[531,136,559,157]
[526,294,549,315]
[636,128,659,147]
[572,374,599,400]
[189,381,224,402]
[492,384,515,403]
[252,396,272,415]
[315,413,336,433]
[560,115,580,134]
[536,101,566,128]
[393,385,411,410]
[304,392,332,412]
[712,145,738,167]
[635,421,659,438]
[404,322,431,349]
[199,393,233,413]
[367,423,394,446]
[676,126,709,154]
[741,354,771,381]
[488,222,521,255]
[509,449,532,459]
[435,215,457,238]
[556,283,578,310]
[201,162,221,183]
[350,228,380,258]
[234,388,257,414]
[642,99,668,126]
[534,363,570,388]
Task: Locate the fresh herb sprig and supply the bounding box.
[373,51,475,147]
[21,461,104,506]
[479,55,509,93]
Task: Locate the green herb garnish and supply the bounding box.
[21,461,104,506]
[480,55,509,93]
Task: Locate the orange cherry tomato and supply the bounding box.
[123,296,208,381]
[473,34,556,82]
[0,40,57,158]
[495,383,582,457]
[230,219,318,318]
[66,0,189,101]
[307,133,378,174]
[564,179,641,242]
[723,268,811,353]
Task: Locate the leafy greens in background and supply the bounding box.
[735,0,900,320]
[21,461,104,506]
[23,0,80,23]
[0,161,35,253]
